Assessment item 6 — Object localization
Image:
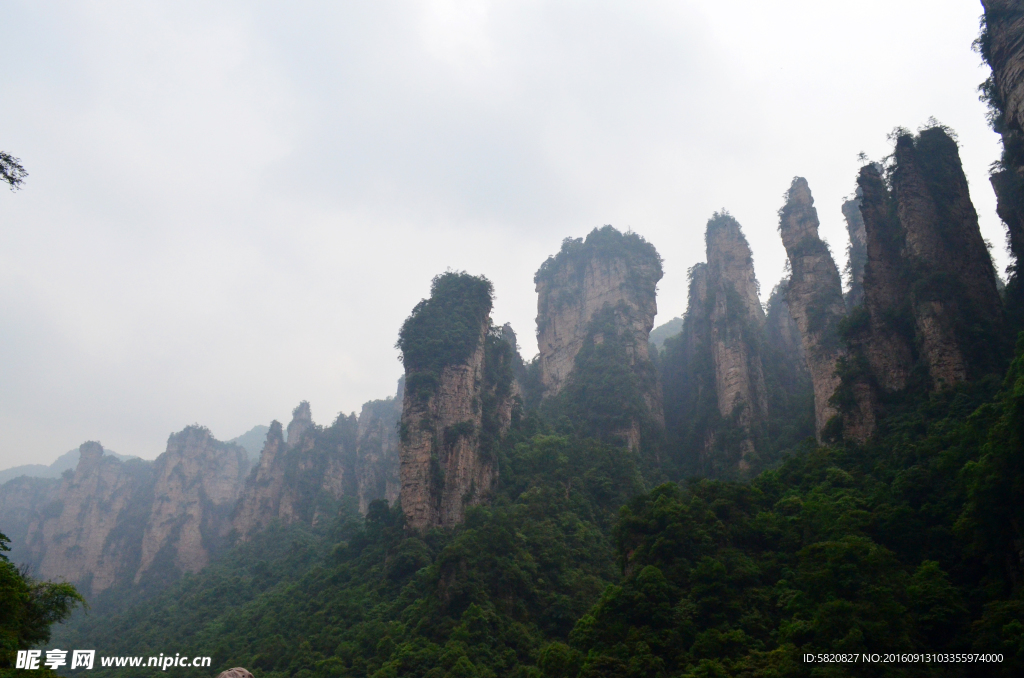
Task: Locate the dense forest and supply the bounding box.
[47,332,1024,677]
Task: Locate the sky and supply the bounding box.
[0,0,1007,468]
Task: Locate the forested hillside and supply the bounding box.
[51,327,1024,677]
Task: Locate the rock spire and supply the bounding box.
[778,177,847,439]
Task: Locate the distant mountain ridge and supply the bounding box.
[0,425,268,486]
[0,448,137,485]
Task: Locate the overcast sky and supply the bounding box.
[0,0,1006,468]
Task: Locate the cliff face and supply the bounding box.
[397,273,518,531]
[535,227,663,427]
[400,327,494,530]
[778,177,846,439]
[982,1,1024,137]
[842,189,868,309]
[856,164,916,393]
[893,128,1006,386]
[232,402,359,541]
[832,127,1008,441]
[8,393,405,598]
[134,427,248,584]
[979,1,1024,324]
[706,214,768,471]
[30,442,155,597]
[661,215,794,477]
[355,388,402,514]
[0,476,60,566]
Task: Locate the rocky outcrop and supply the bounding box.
[134,427,248,583]
[397,272,518,531]
[892,128,1006,386]
[0,476,60,566]
[831,127,1008,441]
[978,2,1024,323]
[29,442,155,597]
[660,214,814,477]
[856,164,916,393]
[400,328,493,530]
[9,393,406,597]
[232,402,359,540]
[778,177,846,438]
[764,282,806,369]
[535,226,664,424]
[981,1,1024,137]
[842,189,868,309]
[355,386,402,514]
[706,214,768,470]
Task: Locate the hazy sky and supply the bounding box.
[0,0,1007,468]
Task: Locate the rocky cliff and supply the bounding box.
[842,188,868,309]
[979,1,1024,324]
[706,213,768,471]
[534,226,664,447]
[892,128,1006,386]
[232,402,360,540]
[27,442,155,597]
[660,214,809,477]
[3,390,406,599]
[354,385,402,515]
[535,227,662,402]
[134,427,249,584]
[778,177,847,439]
[855,163,916,393]
[397,272,519,531]
[832,127,1008,441]
[0,475,60,566]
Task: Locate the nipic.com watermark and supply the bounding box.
[16,650,212,671]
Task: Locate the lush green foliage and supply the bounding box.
[544,304,656,449]
[55,431,644,678]
[398,273,494,400]
[56,338,1024,677]
[1,532,84,673]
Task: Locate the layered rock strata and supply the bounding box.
[778,177,847,439]
[535,226,664,425]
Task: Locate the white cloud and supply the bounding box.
[0,0,1005,467]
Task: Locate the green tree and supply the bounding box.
[0,531,85,672]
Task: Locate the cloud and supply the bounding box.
[0,0,1004,466]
